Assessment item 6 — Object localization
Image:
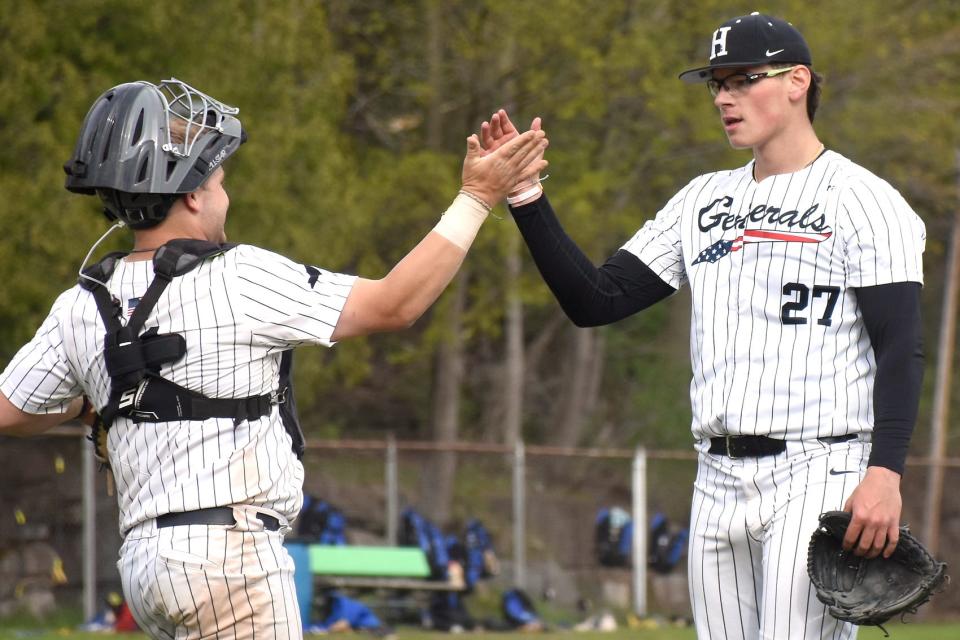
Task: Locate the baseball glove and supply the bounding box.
[77,396,109,468]
[807,510,947,632]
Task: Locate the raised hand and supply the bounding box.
[480,109,541,155]
[480,110,546,203]
[461,129,548,208]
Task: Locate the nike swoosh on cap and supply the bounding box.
[766,49,785,56]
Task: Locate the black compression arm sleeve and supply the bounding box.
[855,282,924,475]
[509,194,676,327]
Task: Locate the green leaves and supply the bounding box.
[2,0,956,447]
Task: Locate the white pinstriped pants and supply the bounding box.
[688,438,868,640]
[117,506,302,640]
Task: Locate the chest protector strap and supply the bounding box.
[79,239,306,458]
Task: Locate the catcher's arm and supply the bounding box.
[331,130,548,340]
[0,392,85,436]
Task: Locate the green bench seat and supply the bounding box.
[309,545,431,577]
[287,543,464,628]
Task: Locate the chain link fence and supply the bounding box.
[1,430,958,624]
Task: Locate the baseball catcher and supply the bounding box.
[0,77,547,639]
[808,511,948,635]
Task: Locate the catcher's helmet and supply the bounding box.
[64,79,245,229]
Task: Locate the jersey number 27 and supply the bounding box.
[781,282,841,326]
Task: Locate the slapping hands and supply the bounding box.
[461,123,548,208]
[480,109,545,202]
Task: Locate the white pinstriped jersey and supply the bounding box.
[0,244,356,535]
[622,150,925,442]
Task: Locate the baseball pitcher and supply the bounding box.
[483,12,925,640]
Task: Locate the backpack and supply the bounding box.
[594,506,632,567]
[297,496,347,544]
[320,592,382,630]
[502,588,540,627]
[399,507,449,579]
[648,512,688,574]
[463,519,498,588]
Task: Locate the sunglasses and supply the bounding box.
[707,66,798,97]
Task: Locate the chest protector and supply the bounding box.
[79,239,306,459]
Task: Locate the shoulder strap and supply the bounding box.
[78,251,127,292]
[159,239,238,276]
[79,251,128,335]
[125,244,183,333]
[278,350,306,459]
[128,240,236,331]
[83,240,238,428]
[124,240,238,333]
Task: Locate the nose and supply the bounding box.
[714,88,733,109]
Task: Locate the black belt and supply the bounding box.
[156,507,280,531]
[708,433,857,458]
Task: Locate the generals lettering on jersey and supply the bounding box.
[697,196,831,233]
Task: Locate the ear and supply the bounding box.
[788,66,811,103]
[181,190,202,214]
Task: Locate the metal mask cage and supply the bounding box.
[156,78,240,158]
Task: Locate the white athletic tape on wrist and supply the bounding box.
[506,183,543,205]
[433,191,491,250]
[506,174,549,199]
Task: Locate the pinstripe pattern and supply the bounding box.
[619,151,925,640]
[1,244,356,638]
[689,439,866,639]
[621,151,925,442]
[119,507,301,639]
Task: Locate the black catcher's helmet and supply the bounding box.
[64,79,245,229]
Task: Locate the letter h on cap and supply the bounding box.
[710,27,732,60]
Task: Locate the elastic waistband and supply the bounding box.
[156,507,280,531]
[708,433,857,458]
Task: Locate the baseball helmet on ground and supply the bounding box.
[64,78,245,229]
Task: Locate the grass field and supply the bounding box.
[2,619,958,640]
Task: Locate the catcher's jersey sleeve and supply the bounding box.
[0,288,84,414]
[232,245,357,348]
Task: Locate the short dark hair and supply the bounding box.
[806,68,823,123]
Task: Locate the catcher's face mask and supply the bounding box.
[64,78,245,229]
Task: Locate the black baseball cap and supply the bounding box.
[678,12,812,83]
